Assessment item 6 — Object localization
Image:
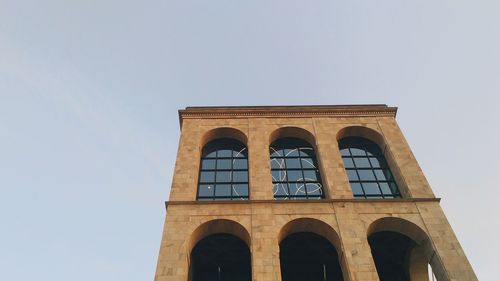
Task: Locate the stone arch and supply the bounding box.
[367,217,448,281]
[336,125,385,151]
[188,219,251,254]
[269,126,316,147]
[278,217,347,281]
[269,127,330,199]
[337,125,410,198]
[278,217,341,251]
[367,217,428,246]
[188,219,252,281]
[201,127,248,149]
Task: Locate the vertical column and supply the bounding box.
[248,118,274,200]
[154,213,190,281]
[251,207,282,281]
[377,118,435,198]
[417,202,478,281]
[169,120,202,201]
[334,203,380,281]
[313,118,355,199]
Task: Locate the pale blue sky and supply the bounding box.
[1,1,499,280]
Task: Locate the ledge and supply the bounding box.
[164,198,440,210]
[178,104,398,127]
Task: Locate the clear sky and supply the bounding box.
[1,1,499,280]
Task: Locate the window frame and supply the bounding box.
[339,137,401,199]
[197,138,249,201]
[270,137,325,200]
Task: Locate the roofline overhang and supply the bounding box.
[178,104,398,128]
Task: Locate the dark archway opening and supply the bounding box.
[280,232,344,281]
[368,231,414,281]
[190,233,251,281]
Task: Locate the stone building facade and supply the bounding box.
[154,105,477,281]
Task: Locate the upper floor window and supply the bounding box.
[339,137,401,199]
[270,138,324,200]
[197,138,249,200]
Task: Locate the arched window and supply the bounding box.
[339,137,401,198]
[190,233,251,281]
[369,231,413,281]
[197,138,249,200]
[270,137,324,199]
[280,232,344,281]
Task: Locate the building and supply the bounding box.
[154,105,477,281]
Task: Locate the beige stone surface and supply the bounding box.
[154,105,477,281]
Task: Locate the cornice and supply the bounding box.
[164,197,440,210]
[178,105,398,127]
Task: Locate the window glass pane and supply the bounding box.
[354,158,371,168]
[369,157,381,168]
[217,159,231,170]
[215,184,231,197]
[358,170,376,181]
[350,147,366,156]
[201,159,216,170]
[389,182,399,194]
[272,170,285,182]
[198,184,214,197]
[374,169,387,181]
[365,150,375,156]
[205,151,217,158]
[363,182,381,195]
[303,170,318,182]
[300,158,316,169]
[232,171,248,182]
[340,148,351,156]
[288,182,306,197]
[347,170,359,181]
[338,137,401,199]
[198,138,249,200]
[270,148,283,157]
[199,171,215,183]
[273,183,289,197]
[299,147,314,157]
[379,183,392,195]
[233,148,246,158]
[364,142,381,156]
[232,184,248,197]
[271,158,285,169]
[350,183,364,196]
[383,169,393,181]
[216,171,231,183]
[284,148,300,157]
[287,170,303,182]
[270,138,324,199]
[233,159,247,170]
[285,158,301,169]
[342,157,354,168]
[217,149,232,158]
[306,183,322,196]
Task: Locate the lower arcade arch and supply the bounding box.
[188,220,252,281]
[367,217,447,281]
[279,218,345,281]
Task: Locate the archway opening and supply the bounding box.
[190,233,251,281]
[280,232,344,281]
[368,231,414,281]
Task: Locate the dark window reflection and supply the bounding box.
[197,138,249,201]
[339,137,401,199]
[191,234,251,281]
[270,138,324,200]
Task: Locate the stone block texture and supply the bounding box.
[154,105,477,281]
